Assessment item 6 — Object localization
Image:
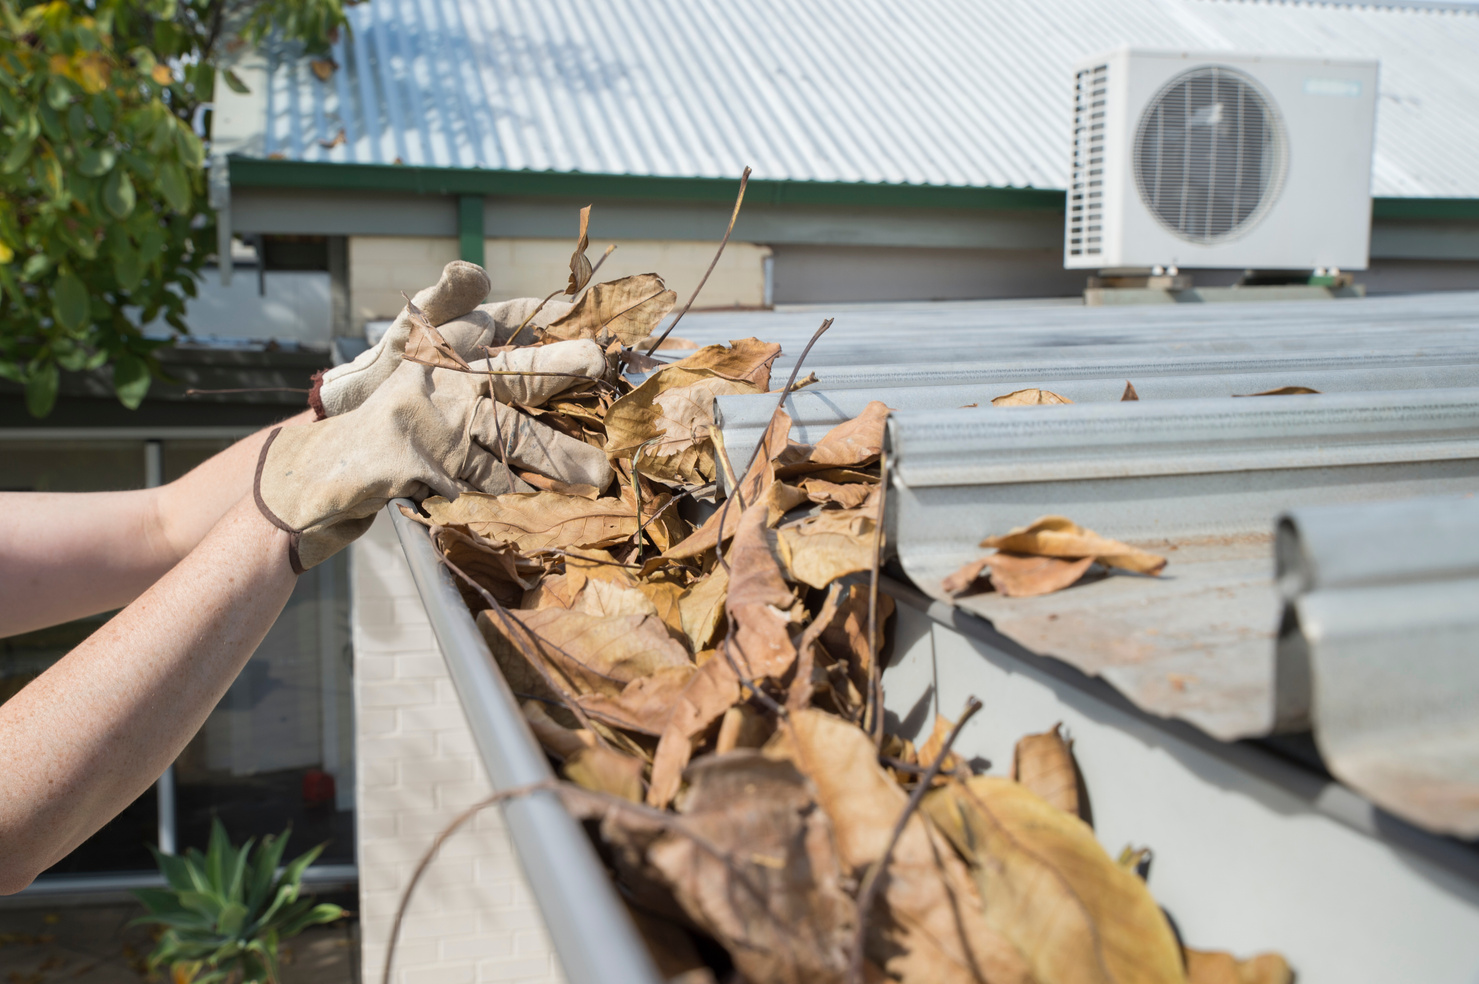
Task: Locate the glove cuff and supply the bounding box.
[253,427,307,574]
[307,369,328,421]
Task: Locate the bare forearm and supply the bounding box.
[0,410,312,635]
[0,496,296,892]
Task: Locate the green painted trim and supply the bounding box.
[1371,197,1479,221]
[228,157,1479,222]
[228,158,1066,212]
[457,194,485,264]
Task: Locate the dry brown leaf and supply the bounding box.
[775,400,889,476]
[923,776,1185,984]
[478,607,693,733]
[309,57,336,81]
[985,552,1097,597]
[664,337,782,387]
[797,477,875,509]
[981,515,1168,575]
[571,577,662,620]
[626,907,717,984]
[1013,723,1082,818]
[567,205,593,295]
[563,744,645,802]
[714,704,773,754]
[1185,949,1293,984]
[725,484,802,681]
[773,711,1034,984]
[917,713,966,776]
[632,335,700,351]
[648,753,856,984]
[677,566,730,653]
[663,425,800,561]
[402,301,473,371]
[521,700,596,759]
[1233,386,1321,397]
[637,579,687,640]
[547,273,677,345]
[940,556,990,597]
[515,470,600,499]
[605,363,767,486]
[648,657,741,808]
[819,583,894,695]
[778,506,878,590]
[992,388,1073,406]
[1122,381,1140,401]
[423,491,637,553]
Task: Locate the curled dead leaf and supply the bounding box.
[1233,386,1321,397]
[547,273,677,345]
[422,491,642,553]
[1122,380,1140,401]
[567,205,593,295]
[775,400,889,476]
[981,515,1167,576]
[992,388,1073,406]
[1185,948,1294,984]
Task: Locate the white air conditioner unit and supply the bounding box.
[1064,48,1378,271]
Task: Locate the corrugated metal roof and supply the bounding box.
[215,0,1479,198]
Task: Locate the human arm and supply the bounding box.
[0,496,296,892]
[0,410,313,637]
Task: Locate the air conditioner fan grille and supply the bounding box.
[1133,66,1287,244]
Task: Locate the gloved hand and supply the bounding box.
[312,262,582,419]
[311,261,491,419]
[257,346,614,572]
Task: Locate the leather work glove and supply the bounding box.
[311,260,491,419]
[312,262,581,418]
[257,343,613,572]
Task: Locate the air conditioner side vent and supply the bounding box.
[1069,63,1109,257]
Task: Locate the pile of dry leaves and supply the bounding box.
[395,198,1291,983]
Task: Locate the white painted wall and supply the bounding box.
[351,515,565,984]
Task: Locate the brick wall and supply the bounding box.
[351,514,565,984]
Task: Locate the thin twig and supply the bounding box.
[847,696,983,984]
[381,780,557,984]
[183,386,311,395]
[867,446,889,749]
[514,288,565,340]
[644,166,752,355]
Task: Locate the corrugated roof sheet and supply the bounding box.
[218,0,1479,198]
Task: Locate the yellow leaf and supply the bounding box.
[772,712,1034,984]
[151,63,173,85]
[0,242,13,265]
[1184,949,1293,984]
[923,776,1186,984]
[992,387,1073,406]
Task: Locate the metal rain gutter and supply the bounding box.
[715,359,1479,485]
[387,502,661,984]
[882,389,1479,742]
[1276,496,1479,838]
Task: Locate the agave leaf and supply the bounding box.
[245,831,289,915]
[151,848,197,894]
[205,819,231,894]
[217,901,248,938]
[225,836,254,903]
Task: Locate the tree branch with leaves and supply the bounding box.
[0,0,353,416]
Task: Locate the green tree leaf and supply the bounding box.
[53,269,89,330]
[78,146,116,177]
[156,161,189,213]
[223,69,251,94]
[113,351,151,409]
[25,361,58,417]
[102,166,135,218]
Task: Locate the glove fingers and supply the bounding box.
[468,401,614,490]
[468,339,607,406]
[478,296,577,345]
[460,447,536,496]
[436,310,498,362]
[412,261,490,326]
